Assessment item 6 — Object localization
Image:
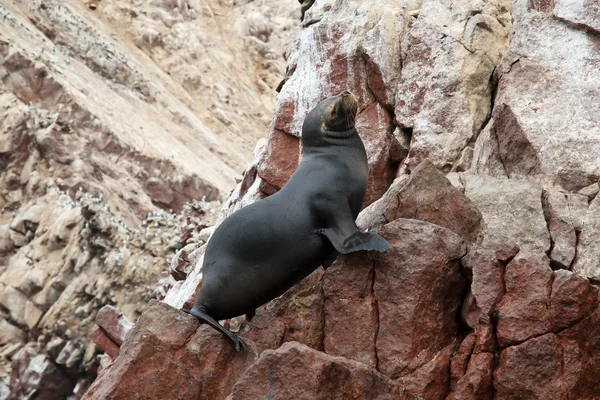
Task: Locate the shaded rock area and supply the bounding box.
[0,0,297,397]
[5,0,600,399]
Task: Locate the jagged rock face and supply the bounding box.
[83,0,600,399]
[7,0,600,399]
[0,0,296,398]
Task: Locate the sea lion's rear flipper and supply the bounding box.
[182,307,246,352]
[319,224,389,255]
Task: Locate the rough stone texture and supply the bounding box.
[463,174,550,261]
[323,253,377,368]
[496,258,553,347]
[574,194,600,280]
[83,301,258,400]
[8,346,73,400]
[542,188,588,269]
[374,219,467,380]
[357,161,482,242]
[395,0,512,171]
[94,306,133,346]
[474,0,600,191]
[5,0,600,398]
[228,342,403,400]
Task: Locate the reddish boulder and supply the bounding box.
[494,333,562,399]
[451,352,494,400]
[496,258,553,347]
[257,129,299,191]
[95,305,133,346]
[462,245,519,319]
[550,269,599,331]
[234,269,325,354]
[83,328,203,400]
[358,161,482,242]
[558,305,600,398]
[228,341,404,400]
[91,328,120,360]
[83,300,257,400]
[449,334,476,391]
[494,300,600,399]
[323,252,377,367]
[401,344,455,400]
[374,219,467,379]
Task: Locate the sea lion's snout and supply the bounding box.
[339,90,358,128]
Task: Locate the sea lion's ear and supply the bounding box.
[318,227,389,254]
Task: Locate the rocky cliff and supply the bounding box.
[0,0,298,397]
[6,0,600,399]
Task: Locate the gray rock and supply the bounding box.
[574,195,600,280]
[463,174,550,261]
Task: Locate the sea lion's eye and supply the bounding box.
[332,103,341,116]
[330,105,337,118]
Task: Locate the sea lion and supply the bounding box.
[184,90,389,351]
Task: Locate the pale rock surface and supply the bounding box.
[574,194,600,280]
[462,174,550,261]
[395,0,512,172]
[474,0,600,190]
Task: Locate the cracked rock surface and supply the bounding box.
[6,0,600,399]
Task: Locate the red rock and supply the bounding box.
[133,300,199,347]
[452,352,494,400]
[175,326,258,400]
[358,161,482,242]
[83,328,202,400]
[355,102,396,207]
[91,327,120,360]
[235,270,324,354]
[449,334,476,391]
[494,333,562,399]
[463,247,513,319]
[496,258,553,347]
[550,269,599,331]
[558,304,600,397]
[83,301,257,400]
[95,305,133,345]
[472,323,497,354]
[401,344,454,400]
[374,219,467,379]
[323,252,377,367]
[228,341,404,400]
[257,129,299,191]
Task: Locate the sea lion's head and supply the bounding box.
[302,90,359,146]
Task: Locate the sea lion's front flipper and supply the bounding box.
[318,219,389,255]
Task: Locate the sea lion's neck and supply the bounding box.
[301,128,359,152]
[301,133,366,164]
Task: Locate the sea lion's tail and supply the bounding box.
[182,307,246,352]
